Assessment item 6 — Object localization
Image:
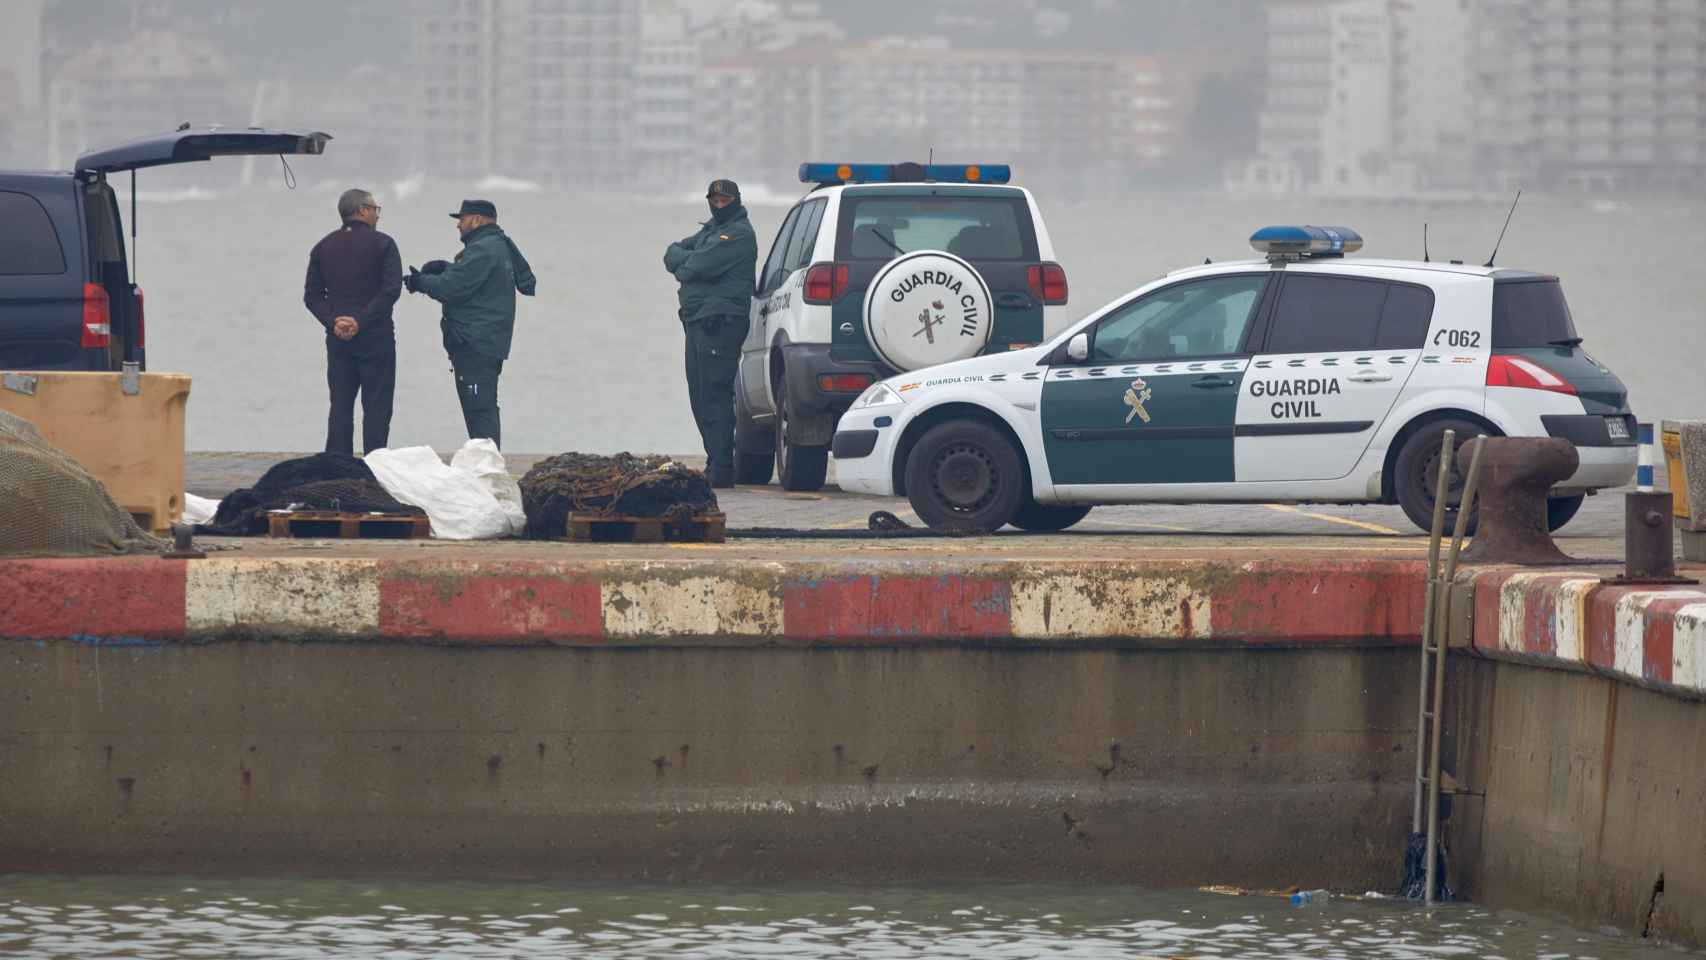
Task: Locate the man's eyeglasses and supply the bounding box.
[363,203,382,213]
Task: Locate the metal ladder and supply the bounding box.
[1411,430,1486,906]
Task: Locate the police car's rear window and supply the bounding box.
[836,195,1035,261]
[0,191,68,276]
[1265,275,1435,353]
[1492,279,1578,347]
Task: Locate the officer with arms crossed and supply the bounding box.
[303,188,402,455]
[664,179,758,488]
[405,199,536,449]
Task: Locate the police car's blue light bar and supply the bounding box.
[799,162,1012,186]
[1250,225,1364,258]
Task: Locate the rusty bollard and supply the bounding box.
[1604,491,1698,585]
[1456,437,1577,564]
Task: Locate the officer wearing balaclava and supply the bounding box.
[664,179,758,488]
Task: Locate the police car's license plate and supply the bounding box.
[1606,417,1630,441]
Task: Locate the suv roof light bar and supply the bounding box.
[799,162,1012,187]
[1250,225,1363,261]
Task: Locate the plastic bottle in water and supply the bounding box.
[1290,889,1330,907]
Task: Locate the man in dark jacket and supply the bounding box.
[405,199,536,449]
[664,179,758,487]
[303,188,402,455]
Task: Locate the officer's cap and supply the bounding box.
[449,199,498,219]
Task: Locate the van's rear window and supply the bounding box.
[0,192,67,275]
[1492,279,1578,347]
[837,195,1036,261]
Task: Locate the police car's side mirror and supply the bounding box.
[1066,332,1090,363]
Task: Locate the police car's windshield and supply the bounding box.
[837,195,1035,261]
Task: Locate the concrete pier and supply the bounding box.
[2,547,1704,946]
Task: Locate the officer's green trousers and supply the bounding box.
[450,350,504,450]
[684,314,747,479]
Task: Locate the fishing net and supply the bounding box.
[198,453,423,536]
[0,410,165,556]
[518,452,717,539]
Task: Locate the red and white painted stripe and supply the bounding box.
[0,556,1427,647]
[1469,568,1706,695]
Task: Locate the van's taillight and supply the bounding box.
[1486,355,1576,395]
[134,287,145,349]
[1027,262,1069,305]
[81,283,111,348]
[804,262,849,304]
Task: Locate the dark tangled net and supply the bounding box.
[518,452,717,539]
[198,453,424,536]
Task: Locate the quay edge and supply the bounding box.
[3,553,1705,947]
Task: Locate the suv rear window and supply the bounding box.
[836,194,1036,261]
[1492,278,1578,347]
[0,191,68,275]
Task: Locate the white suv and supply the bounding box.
[832,225,1638,533]
[734,162,1067,490]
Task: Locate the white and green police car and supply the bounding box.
[831,226,1638,533]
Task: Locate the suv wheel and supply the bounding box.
[1395,418,1490,534]
[774,384,828,491]
[1010,499,1092,533]
[904,419,1024,533]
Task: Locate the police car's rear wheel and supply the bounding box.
[1395,418,1485,535]
[905,420,1023,533]
[775,388,828,491]
[1009,499,1092,533]
[1547,494,1586,532]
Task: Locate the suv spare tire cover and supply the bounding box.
[862,250,994,372]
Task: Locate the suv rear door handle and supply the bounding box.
[1191,375,1237,389]
[995,292,1033,309]
[1348,369,1393,383]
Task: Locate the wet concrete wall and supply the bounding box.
[1448,660,1706,947]
[0,641,1415,888]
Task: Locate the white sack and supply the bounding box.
[450,439,527,537]
[363,445,513,540]
[182,492,220,526]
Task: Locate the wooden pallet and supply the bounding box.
[266,510,431,540]
[566,511,726,544]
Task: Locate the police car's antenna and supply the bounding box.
[1422,222,1430,263]
[1483,189,1522,268]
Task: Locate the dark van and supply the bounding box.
[0,126,329,371]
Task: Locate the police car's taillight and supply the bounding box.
[1486,355,1577,395]
[1027,262,1068,305]
[80,282,111,348]
[804,262,849,304]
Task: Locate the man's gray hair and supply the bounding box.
[337,188,374,220]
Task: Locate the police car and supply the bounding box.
[831,225,1638,533]
[734,162,1068,490]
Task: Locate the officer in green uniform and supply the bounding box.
[664,179,759,488]
[406,199,536,449]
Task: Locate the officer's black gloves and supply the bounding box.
[404,266,422,293]
[422,260,451,275]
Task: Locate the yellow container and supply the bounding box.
[1663,428,1688,521]
[0,371,191,534]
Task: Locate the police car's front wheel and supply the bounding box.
[905,420,1024,533]
[1010,499,1092,533]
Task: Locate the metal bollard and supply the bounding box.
[161,521,206,560]
[1605,491,1696,585]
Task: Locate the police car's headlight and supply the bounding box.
[853,383,904,409]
